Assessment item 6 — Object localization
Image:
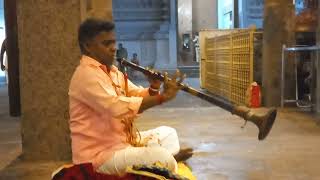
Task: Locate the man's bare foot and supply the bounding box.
[174,148,193,162]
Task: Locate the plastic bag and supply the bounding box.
[245,82,261,108]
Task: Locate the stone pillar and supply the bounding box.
[177,0,193,66]
[168,0,178,69]
[233,0,239,28]
[316,0,320,112]
[262,0,295,107]
[81,0,113,21]
[4,0,21,117]
[18,0,113,161]
[152,0,178,70]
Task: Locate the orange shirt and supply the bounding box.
[68,55,149,169]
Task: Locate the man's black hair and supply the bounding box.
[78,18,115,54]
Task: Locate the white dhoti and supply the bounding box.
[97,126,180,175]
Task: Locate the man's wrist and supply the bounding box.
[149,86,160,92]
[156,94,165,104]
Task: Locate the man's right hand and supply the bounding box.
[1,65,5,71]
[161,70,186,102]
[138,70,186,113]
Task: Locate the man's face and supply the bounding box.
[86,31,116,66]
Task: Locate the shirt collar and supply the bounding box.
[80,55,118,72]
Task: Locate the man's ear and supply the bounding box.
[83,42,90,52]
[83,42,90,51]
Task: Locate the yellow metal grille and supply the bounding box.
[200,29,260,105]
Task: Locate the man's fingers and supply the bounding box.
[177,73,186,84]
[163,70,184,89]
[172,69,181,82]
[173,69,185,87]
[171,69,178,82]
[163,72,169,83]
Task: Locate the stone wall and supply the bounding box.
[113,0,177,70]
[239,0,264,28]
[192,0,218,31]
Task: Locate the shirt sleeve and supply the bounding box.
[126,78,150,97]
[69,66,143,116]
[117,71,150,97]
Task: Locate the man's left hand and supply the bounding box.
[148,76,162,89]
[145,68,162,89]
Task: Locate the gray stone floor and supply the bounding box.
[1,79,320,180]
[0,85,21,171]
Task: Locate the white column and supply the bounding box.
[168,0,178,69]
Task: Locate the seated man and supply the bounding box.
[69,18,192,176]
